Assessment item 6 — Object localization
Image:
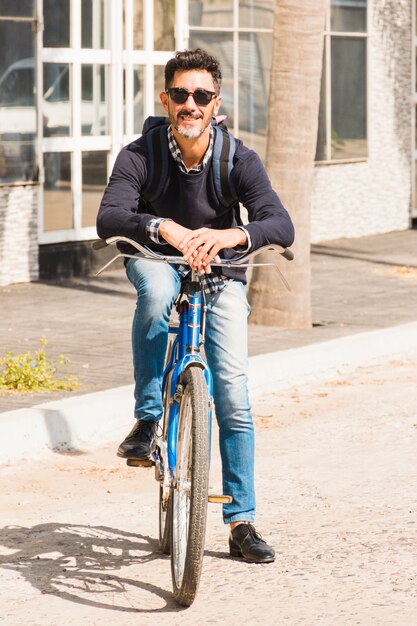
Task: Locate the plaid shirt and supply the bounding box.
[146,126,249,295]
[167,124,214,173]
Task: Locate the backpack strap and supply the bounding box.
[142,123,170,204]
[141,115,238,208]
[211,125,237,207]
[142,115,168,134]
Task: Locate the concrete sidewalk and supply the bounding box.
[1,229,416,463]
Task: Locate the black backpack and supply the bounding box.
[140,115,239,209]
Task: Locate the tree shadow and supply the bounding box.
[0,522,184,613]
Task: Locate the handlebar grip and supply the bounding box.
[92,239,108,250]
[282,248,294,261]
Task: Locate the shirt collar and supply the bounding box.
[167,124,214,173]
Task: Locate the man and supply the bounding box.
[97,48,294,563]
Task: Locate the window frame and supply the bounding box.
[315,0,369,165]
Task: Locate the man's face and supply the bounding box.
[160,70,222,140]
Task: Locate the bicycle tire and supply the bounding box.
[170,365,210,607]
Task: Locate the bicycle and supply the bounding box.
[94,236,293,606]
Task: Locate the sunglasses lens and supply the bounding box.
[193,90,212,105]
[168,88,214,106]
[170,89,189,104]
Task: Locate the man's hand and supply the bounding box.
[158,220,210,273]
[158,220,192,250]
[179,227,247,272]
[159,222,247,274]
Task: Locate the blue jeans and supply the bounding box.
[125,257,255,524]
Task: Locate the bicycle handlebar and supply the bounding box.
[93,235,294,263]
[93,235,293,290]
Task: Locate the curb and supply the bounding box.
[248,320,417,395]
[1,321,416,465]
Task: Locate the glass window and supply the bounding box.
[188,3,274,153]
[82,151,108,228]
[43,64,71,137]
[414,160,417,208]
[154,1,175,51]
[238,0,274,29]
[43,152,72,231]
[0,61,35,107]
[82,0,108,49]
[331,37,366,159]
[132,0,144,49]
[0,20,36,183]
[238,32,271,159]
[415,48,417,92]
[189,0,233,27]
[81,64,108,135]
[415,105,417,150]
[316,2,367,161]
[0,0,34,17]
[315,49,327,161]
[331,0,367,33]
[44,0,70,47]
[154,65,167,117]
[189,32,235,131]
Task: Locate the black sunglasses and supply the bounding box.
[166,87,216,106]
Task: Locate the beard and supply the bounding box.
[176,124,204,139]
[170,109,211,139]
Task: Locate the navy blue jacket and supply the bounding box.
[97,134,295,283]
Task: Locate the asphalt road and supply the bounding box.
[0,357,416,625]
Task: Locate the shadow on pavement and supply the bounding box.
[0,523,185,613]
[40,278,135,300]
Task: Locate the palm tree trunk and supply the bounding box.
[248,0,326,328]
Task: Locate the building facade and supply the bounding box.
[0,0,414,286]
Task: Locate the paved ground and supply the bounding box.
[0,357,416,625]
[1,229,417,412]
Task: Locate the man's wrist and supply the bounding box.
[236,226,251,251]
[158,219,173,242]
[146,218,172,244]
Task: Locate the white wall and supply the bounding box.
[0,186,39,286]
[311,0,412,243]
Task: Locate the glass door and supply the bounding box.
[38,0,183,244]
[39,0,113,243]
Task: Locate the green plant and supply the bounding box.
[0,339,79,393]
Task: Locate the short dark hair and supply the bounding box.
[164,48,222,93]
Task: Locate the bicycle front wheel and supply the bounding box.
[170,365,210,607]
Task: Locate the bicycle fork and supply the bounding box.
[167,281,213,475]
[165,279,231,505]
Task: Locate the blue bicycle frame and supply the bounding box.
[162,270,213,477]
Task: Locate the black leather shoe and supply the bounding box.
[117,420,158,460]
[229,523,275,563]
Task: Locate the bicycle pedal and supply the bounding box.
[208,494,233,504]
[126,459,155,467]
